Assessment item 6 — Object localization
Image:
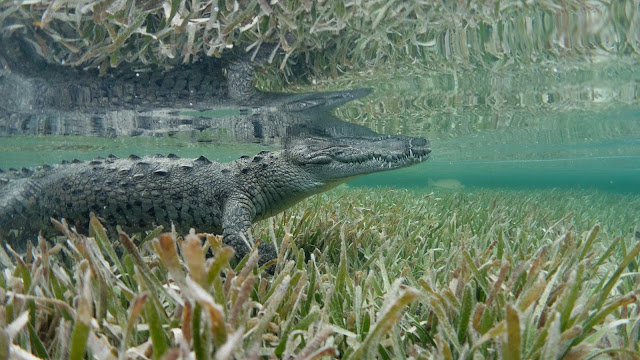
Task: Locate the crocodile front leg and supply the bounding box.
[222,197,276,267]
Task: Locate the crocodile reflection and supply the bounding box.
[0,33,376,144]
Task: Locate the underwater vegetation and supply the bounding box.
[1,1,639,358]
[1,0,638,81]
[0,187,638,359]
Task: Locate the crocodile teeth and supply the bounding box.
[410,149,413,157]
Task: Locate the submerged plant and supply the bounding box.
[0,188,638,359]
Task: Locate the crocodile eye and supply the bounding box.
[305,156,332,164]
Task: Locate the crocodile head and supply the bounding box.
[286,135,431,184]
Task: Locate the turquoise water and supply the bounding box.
[350,157,640,193]
[350,107,640,193]
[324,64,640,194]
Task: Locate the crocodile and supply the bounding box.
[0,135,431,265]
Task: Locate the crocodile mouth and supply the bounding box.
[293,136,431,175]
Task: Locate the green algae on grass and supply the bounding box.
[0,188,638,358]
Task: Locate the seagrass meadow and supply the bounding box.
[0,187,639,359]
[1,0,640,358]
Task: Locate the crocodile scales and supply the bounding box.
[0,136,431,264]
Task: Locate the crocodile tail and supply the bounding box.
[0,175,44,249]
[0,165,53,194]
[1,168,34,188]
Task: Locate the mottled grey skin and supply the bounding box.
[0,136,430,264]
